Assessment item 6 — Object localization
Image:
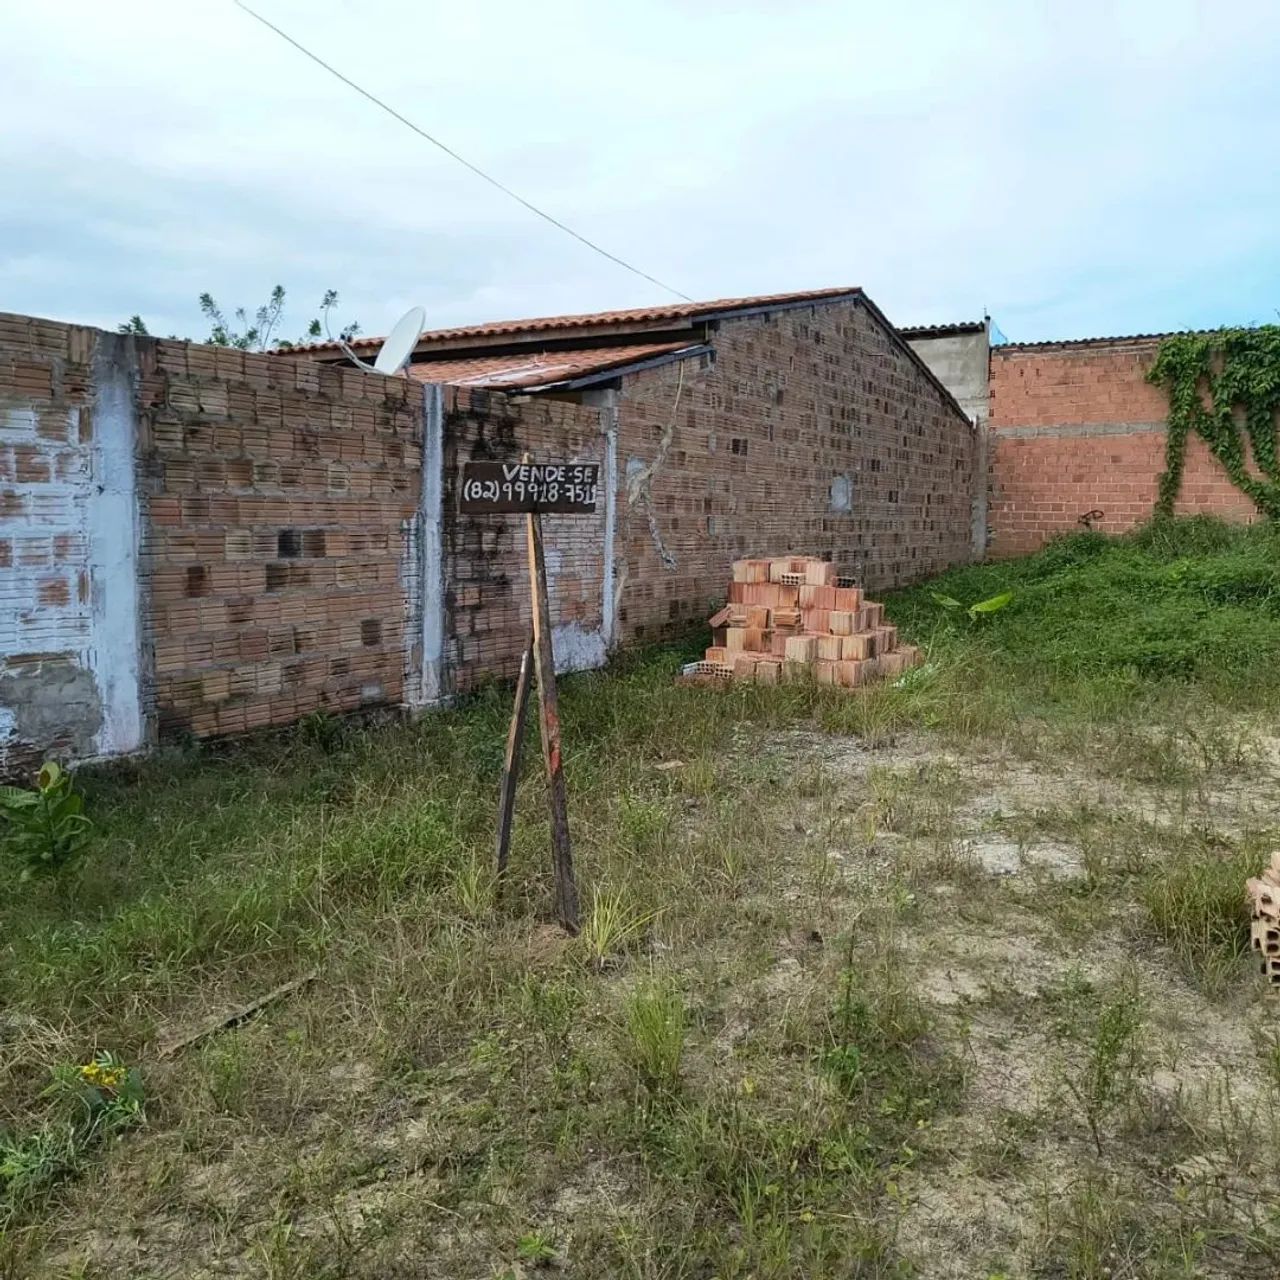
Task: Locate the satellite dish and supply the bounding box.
[373,306,426,374]
[336,305,425,376]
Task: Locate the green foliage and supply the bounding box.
[1142,840,1256,991]
[889,518,1280,701]
[122,286,360,352]
[515,1230,558,1266]
[1059,975,1146,1155]
[47,1051,146,1131]
[199,284,362,351]
[0,761,93,879]
[577,888,654,970]
[1148,326,1280,519]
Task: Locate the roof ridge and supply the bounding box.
[292,287,862,355]
[995,327,1221,351]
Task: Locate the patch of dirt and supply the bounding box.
[963,832,1085,878]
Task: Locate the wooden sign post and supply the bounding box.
[459,457,600,934]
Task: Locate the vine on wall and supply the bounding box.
[1147,326,1280,519]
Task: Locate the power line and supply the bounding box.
[232,0,693,302]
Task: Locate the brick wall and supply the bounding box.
[1,301,978,768]
[988,338,1259,557]
[141,339,424,738]
[613,299,977,641]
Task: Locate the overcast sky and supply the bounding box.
[3,1,1278,345]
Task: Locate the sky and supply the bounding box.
[2,0,1279,346]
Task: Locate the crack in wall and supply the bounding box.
[624,363,685,572]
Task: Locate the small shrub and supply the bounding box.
[0,761,93,879]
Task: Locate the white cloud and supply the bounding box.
[2,0,1278,341]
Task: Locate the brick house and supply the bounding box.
[0,287,978,769]
[300,287,981,691]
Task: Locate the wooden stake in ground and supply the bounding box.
[495,635,534,889]
[526,510,581,933]
[461,453,596,933]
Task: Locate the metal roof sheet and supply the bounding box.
[405,341,699,390]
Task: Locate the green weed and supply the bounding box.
[1056,974,1147,1155]
[1,1052,144,1222]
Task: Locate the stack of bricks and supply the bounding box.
[683,556,922,689]
[1247,855,1280,986]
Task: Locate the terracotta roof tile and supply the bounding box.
[406,341,698,390]
[898,321,986,338]
[994,328,1215,352]
[299,287,861,355]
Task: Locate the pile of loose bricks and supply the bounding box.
[1247,857,1280,986]
[681,556,922,689]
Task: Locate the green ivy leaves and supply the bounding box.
[1148,327,1280,520]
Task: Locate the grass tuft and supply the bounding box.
[577,888,655,970]
[1141,841,1256,992]
[621,979,685,1097]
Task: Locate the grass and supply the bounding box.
[621,980,685,1097]
[1142,840,1259,992]
[2,516,1280,1276]
[890,515,1280,701]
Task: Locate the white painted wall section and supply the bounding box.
[599,392,619,649]
[416,382,446,705]
[0,331,144,768]
[89,335,144,756]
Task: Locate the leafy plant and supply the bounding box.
[0,761,93,879]
[47,1052,146,1133]
[931,589,1014,621]
[515,1229,558,1266]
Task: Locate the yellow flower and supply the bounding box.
[80,1061,126,1090]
